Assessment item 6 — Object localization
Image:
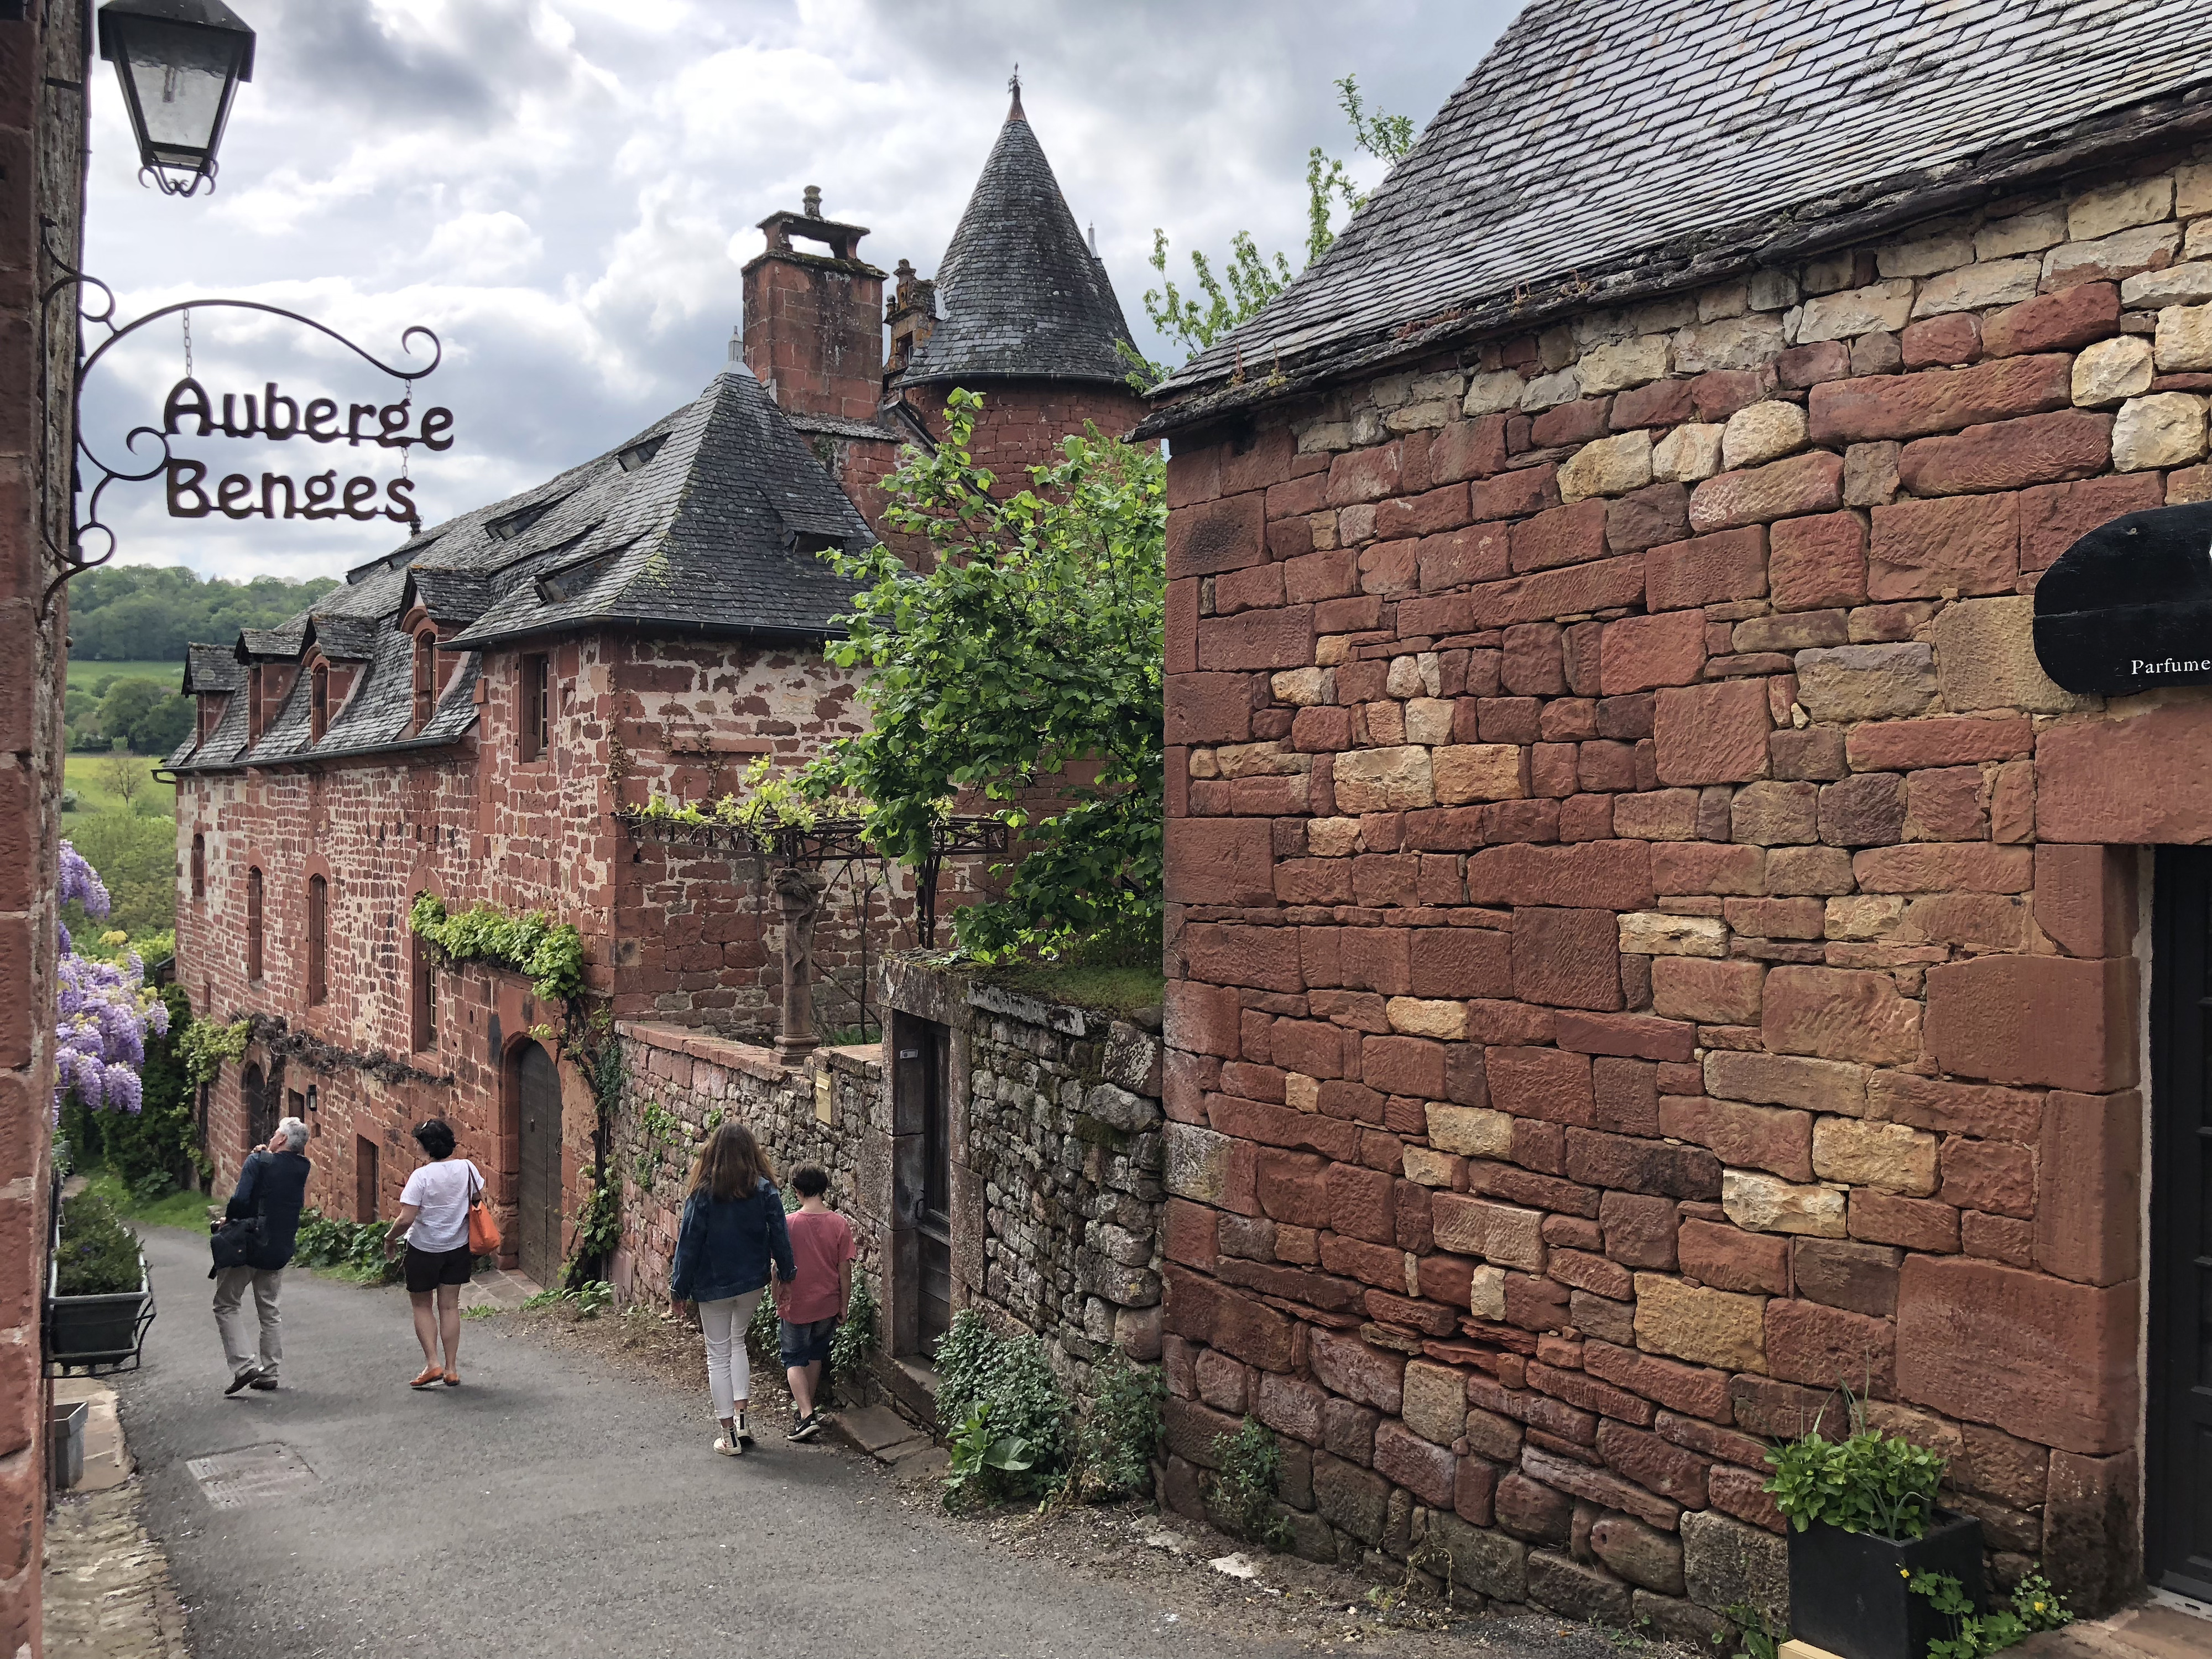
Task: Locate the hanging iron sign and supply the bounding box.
[2033,502,2212,695]
[160,377,454,524]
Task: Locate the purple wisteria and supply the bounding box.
[54,841,165,1117]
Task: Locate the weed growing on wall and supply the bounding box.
[293,1211,402,1284]
[1207,1417,1293,1551]
[1065,1348,1162,1501]
[830,1280,879,1381]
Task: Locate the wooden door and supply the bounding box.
[355,1135,379,1223]
[242,1063,275,1151]
[515,1041,562,1285]
[916,1022,953,1353]
[2151,846,2212,1600]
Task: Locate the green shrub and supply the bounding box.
[291,1209,401,1283]
[1766,1415,1946,1541]
[1068,1348,1162,1500]
[830,1280,879,1381]
[934,1309,1068,1492]
[1207,1416,1292,1550]
[55,1193,143,1296]
[1908,1567,2073,1658]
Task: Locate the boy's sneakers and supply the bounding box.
[789,1410,823,1443]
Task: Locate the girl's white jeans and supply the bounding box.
[697,1289,764,1420]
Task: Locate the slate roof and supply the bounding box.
[181,643,243,695]
[896,89,1136,389]
[1144,0,2212,432]
[168,366,875,774]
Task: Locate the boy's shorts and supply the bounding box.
[779,1314,839,1370]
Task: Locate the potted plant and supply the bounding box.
[46,1191,155,1372]
[1765,1403,1983,1659]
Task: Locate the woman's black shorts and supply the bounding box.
[404,1243,474,1293]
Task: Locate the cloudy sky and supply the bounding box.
[84,0,1515,585]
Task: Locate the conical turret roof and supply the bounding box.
[897,88,1134,388]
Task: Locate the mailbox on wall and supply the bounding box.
[2034,502,2212,696]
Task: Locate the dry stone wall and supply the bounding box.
[1156,156,2212,1631]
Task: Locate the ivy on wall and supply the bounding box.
[407,894,585,1002]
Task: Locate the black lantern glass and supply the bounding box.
[96,0,256,197]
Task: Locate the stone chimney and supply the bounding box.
[740,186,887,422]
[885,258,938,380]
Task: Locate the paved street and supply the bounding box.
[111,1227,1626,1659]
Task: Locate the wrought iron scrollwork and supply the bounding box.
[34,224,444,616]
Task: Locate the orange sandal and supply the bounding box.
[410,1365,442,1389]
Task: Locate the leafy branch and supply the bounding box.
[407,894,585,1003]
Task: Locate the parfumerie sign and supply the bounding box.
[160,377,453,528]
[2033,502,2212,696]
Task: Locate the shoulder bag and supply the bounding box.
[466,1163,502,1256]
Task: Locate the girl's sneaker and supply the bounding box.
[714,1417,745,1456]
[735,1409,754,1448]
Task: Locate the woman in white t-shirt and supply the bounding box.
[382,1118,484,1388]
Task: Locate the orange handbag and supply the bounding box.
[468,1173,502,1255]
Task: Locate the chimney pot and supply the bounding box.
[803,184,822,218]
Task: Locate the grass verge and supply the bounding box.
[76,1166,211,1231]
[979,962,1166,1016]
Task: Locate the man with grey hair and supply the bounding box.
[213,1118,312,1395]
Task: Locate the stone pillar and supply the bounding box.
[773,866,826,1065]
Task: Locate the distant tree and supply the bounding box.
[125,692,192,757]
[94,677,189,754]
[100,744,144,812]
[59,812,175,943]
[1123,75,1416,389]
[66,565,338,661]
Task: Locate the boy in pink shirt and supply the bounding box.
[777,1165,856,1441]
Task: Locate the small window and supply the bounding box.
[411,633,437,733]
[356,1135,380,1223]
[306,874,328,1006]
[410,919,436,1053]
[248,666,265,743]
[190,833,205,900]
[520,654,550,760]
[617,434,667,473]
[310,664,329,740]
[246,867,264,981]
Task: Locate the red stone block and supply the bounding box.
[1464,840,1654,909]
[1869,493,2018,599]
[2017,473,2164,572]
[1600,610,1708,693]
[1589,1058,1659,1135]
[1417,524,1514,591]
[1775,341,1853,389]
[1649,842,1766,896]
[1651,958,1764,1025]
[1901,312,1981,369]
[2036,1089,2140,1288]
[1677,1218,1790,1294]
[1311,1327,1406,1413]
[1767,512,1867,612]
[1597,1418,1710,1506]
[1510,499,1611,573]
[1197,606,1316,670]
[1470,554,1649,629]
[1564,1128,1722,1199]
[1587,1341,1733,1421]
[1613,379,1696,429]
[1455,1453,1500,1525]
[1472,465,1561,523]
[1692,371,1766,422]
[1554,1010,1696,1063]
[1363,1035,1447,1097]
[1166,977,1244,1059]
[1896,1256,2137,1455]
[1895,411,2111,496]
[1185,923,1306,994]
[1402,926,1508,1000]
[1606,482,1692,554]
[1963,1210,2035,1266]
[1846,714,2031,771]
[1166,578,1199,675]
[1432,415,1510,484]
[1532,397,1613,448]
[1486,1045,1597,1126]
[1214,1288,1297,1371]
[2036,702,2212,844]
[1164,672,1252,747]
[1924,954,2136,1091]
[1654,680,1770,786]
[1167,490,1267,577]
[1763,964,1920,1065]
[1338,927,1413,995]
[1512,907,1624,1011]
[1166,819,1276,906]
[1709,1463,1788,1532]
[1980,283,2120,359]
[1850,1191,1960,1253]
[1376,482,1473,541]
[1658,1095,1813,1181]
[1688,452,1845,533]
[1939,1136,2034,1218]
[1766,1298,1896,1396]
[1375,1418,1460,1507]
[1327,441,1404,507]
[1329,1162,1397,1245]
[1807,354,2074,444]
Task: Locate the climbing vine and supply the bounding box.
[175,1015,251,1091]
[408,894,585,1002]
[625,754,835,834]
[629,1100,686,1193]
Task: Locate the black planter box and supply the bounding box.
[45,1253,155,1373]
[1788,1509,1985,1659]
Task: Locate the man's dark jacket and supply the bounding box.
[226,1149,311,1270]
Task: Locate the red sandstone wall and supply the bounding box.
[910,381,1151,484]
[1157,158,2212,1626]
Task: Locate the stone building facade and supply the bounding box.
[1143,5,2212,1632]
[2,4,86,1652]
[168,90,1145,1295]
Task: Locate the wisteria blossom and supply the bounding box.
[53,841,164,1117]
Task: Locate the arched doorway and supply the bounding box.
[241,1062,275,1151]
[514,1041,562,1286]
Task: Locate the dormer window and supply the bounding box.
[411,632,437,734]
[310,664,330,741]
[485,498,560,542]
[617,434,667,473]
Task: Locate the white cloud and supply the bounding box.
[82,0,1516,584]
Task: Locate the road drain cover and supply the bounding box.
[186,1443,319,1509]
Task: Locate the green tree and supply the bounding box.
[85,676,191,755]
[807,390,1164,960]
[66,565,337,660]
[59,812,176,944]
[1123,75,1416,389]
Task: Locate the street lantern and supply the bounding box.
[96,0,256,198]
